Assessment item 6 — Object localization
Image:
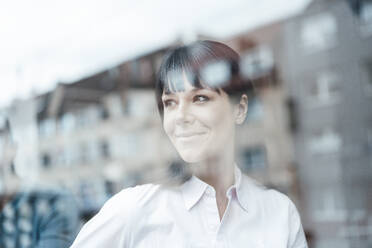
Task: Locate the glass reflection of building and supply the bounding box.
[283,0,372,247]
[2,1,371,246]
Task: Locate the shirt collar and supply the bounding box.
[180,174,208,211]
[180,165,258,212]
[234,166,250,212]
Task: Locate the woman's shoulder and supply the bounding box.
[102,183,162,213]
[241,174,295,211]
[70,183,164,247]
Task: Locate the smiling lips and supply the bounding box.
[175,132,207,141]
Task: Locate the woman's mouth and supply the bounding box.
[175,132,207,141]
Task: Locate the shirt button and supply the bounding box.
[210,224,218,230]
[205,188,215,197]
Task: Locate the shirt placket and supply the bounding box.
[215,190,234,248]
[203,187,222,247]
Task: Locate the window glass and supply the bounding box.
[87,141,100,163]
[311,187,346,221]
[84,107,101,126]
[359,1,372,36]
[111,133,140,159]
[40,153,51,169]
[59,113,75,133]
[313,71,340,102]
[361,58,372,95]
[240,45,274,80]
[126,91,155,117]
[65,146,79,166]
[304,70,341,106]
[79,143,88,164]
[100,140,110,160]
[308,128,342,154]
[38,119,56,138]
[240,146,266,172]
[301,13,337,52]
[105,94,124,118]
[367,127,372,165]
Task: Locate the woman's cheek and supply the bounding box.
[163,117,175,138]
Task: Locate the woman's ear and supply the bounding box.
[235,94,248,124]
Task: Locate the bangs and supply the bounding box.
[159,47,205,95]
[161,67,212,95]
[159,51,232,95]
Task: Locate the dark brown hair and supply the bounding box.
[155,40,254,119]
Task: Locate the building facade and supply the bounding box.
[282,0,372,247]
[4,3,371,246]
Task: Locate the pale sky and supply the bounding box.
[0,0,310,108]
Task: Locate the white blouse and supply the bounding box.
[71,167,308,248]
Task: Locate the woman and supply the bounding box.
[71,40,308,248]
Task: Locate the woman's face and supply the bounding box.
[162,78,237,163]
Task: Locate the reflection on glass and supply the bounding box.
[301,12,337,52]
[308,128,342,154]
[240,146,266,172]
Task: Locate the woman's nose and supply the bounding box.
[175,102,194,125]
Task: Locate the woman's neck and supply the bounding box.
[190,151,236,220]
[187,139,237,220]
[191,143,236,191]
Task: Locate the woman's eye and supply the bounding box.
[193,95,209,103]
[163,99,176,108]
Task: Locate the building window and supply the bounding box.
[308,128,342,154]
[111,133,141,159]
[358,1,372,36]
[367,127,372,164]
[65,146,78,166]
[75,109,89,128]
[360,58,372,95]
[306,71,341,105]
[99,106,109,120]
[126,92,154,117]
[312,187,346,221]
[79,143,88,164]
[55,149,66,166]
[41,153,51,169]
[240,45,274,80]
[59,113,75,133]
[245,96,264,122]
[100,140,110,159]
[200,61,231,88]
[240,146,266,172]
[104,94,123,118]
[38,119,56,138]
[86,142,100,163]
[301,13,337,52]
[366,59,372,85]
[84,107,102,126]
[124,134,140,157]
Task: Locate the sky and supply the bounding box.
[0,0,310,108]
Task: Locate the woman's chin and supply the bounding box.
[179,151,206,164]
